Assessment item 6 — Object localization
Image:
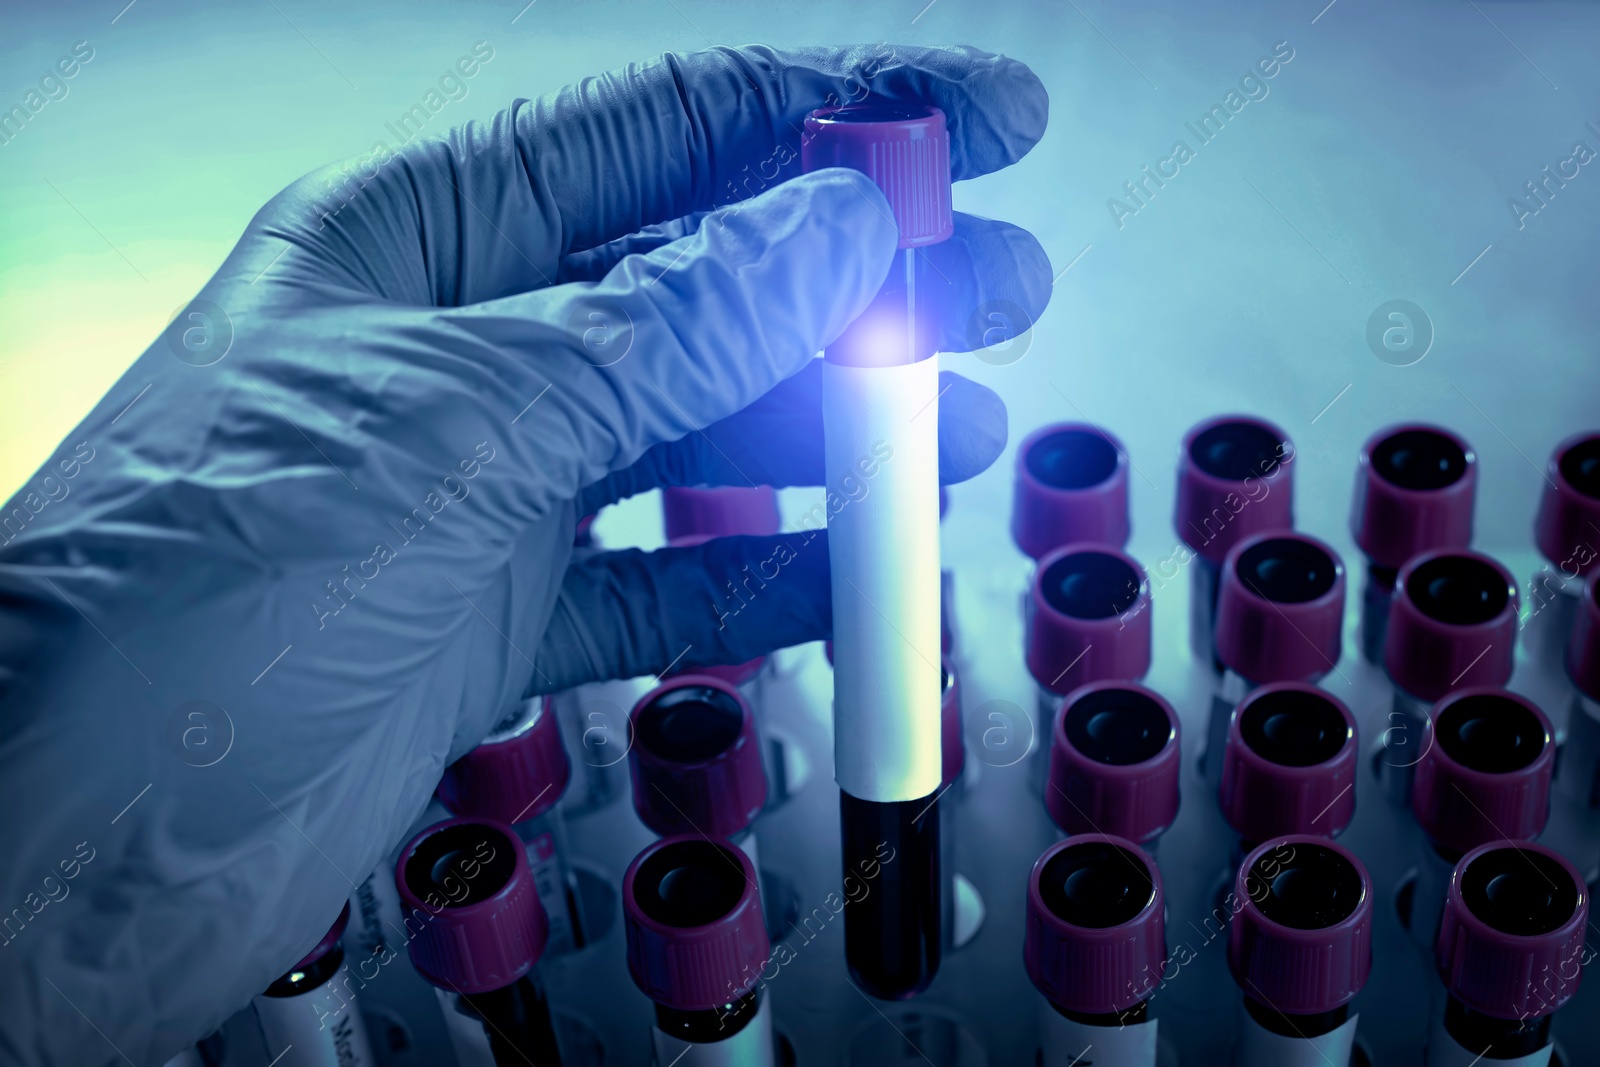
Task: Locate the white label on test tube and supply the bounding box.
[1040,1007,1157,1067]
[823,357,943,803]
[1427,1013,1552,1067]
[650,992,777,1067]
[347,869,405,962]
[435,986,497,1067]
[518,814,577,955]
[254,987,374,1067]
[1235,1010,1358,1067]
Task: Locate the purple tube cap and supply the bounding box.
[1218,683,1357,842]
[662,486,780,543]
[942,656,965,787]
[1437,840,1588,1019]
[1228,836,1373,1015]
[437,696,569,826]
[1024,834,1166,1015]
[1174,415,1294,564]
[1350,423,1477,569]
[1567,569,1600,701]
[629,675,768,840]
[1383,549,1519,703]
[395,817,547,995]
[1011,424,1131,560]
[1026,544,1152,694]
[801,104,953,248]
[1215,531,1346,684]
[1535,432,1600,575]
[1046,682,1180,845]
[287,902,351,974]
[1412,688,1554,854]
[624,835,771,1012]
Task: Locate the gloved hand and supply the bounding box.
[0,43,1049,1064]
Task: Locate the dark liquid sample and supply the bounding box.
[841,789,941,999]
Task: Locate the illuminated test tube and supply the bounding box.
[802,102,951,998]
[1557,570,1600,806]
[1173,415,1295,665]
[1405,688,1554,950]
[1011,422,1132,562]
[253,904,376,1067]
[1025,835,1166,1067]
[396,818,562,1067]
[1378,549,1519,806]
[436,695,585,955]
[1206,531,1345,788]
[1348,424,1477,663]
[1429,841,1587,1067]
[1524,432,1600,674]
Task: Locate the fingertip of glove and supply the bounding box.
[937,372,1009,484]
[946,49,1049,178]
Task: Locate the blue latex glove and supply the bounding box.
[0,44,1049,1064]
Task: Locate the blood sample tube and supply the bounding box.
[1405,688,1554,950]
[1349,424,1477,663]
[253,904,377,1067]
[623,836,776,1066]
[628,674,768,873]
[1025,835,1166,1067]
[1525,432,1600,674]
[803,102,951,998]
[1228,837,1372,1067]
[1429,841,1587,1067]
[396,817,563,1067]
[1206,531,1345,788]
[1044,682,1180,853]
[1218,683,1357,861]
[1378,549,1519,806]
[940,485,956,657]
[1011,423,1131,561]
[1025,544,1153,787]
[1173,415,1295,664]
[437,694,585,955]
[1557,569,1600,806]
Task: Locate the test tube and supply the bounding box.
[1228,837,1372,1067]
[1378,549,1519,806]
[1429,841,1587,1066]
[940,485,956,657]
[1025,544,1152,788]
[1525,432,1600,674]
[396,817,563,1067]
[436,695,585,955]
[1405,688,1554,950]
[1044,682,1181,853]
[1349,424,1477,663]
[803,102,951,999]
[1206,531,1345,787]
[1010,422,1131,561]
[1025,835,1166,1067]
[1217,683,1357,861]
[1173,415,1295,664]
[252,903,377,1067]
[1557,569,1600,806]
[623,836,776,1066]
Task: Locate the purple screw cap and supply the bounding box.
[942,656,964,787]
[1568,570,1600,701]
[1534,432,1600,575]
[1045,682,1180,845]
[1175,415,1294,565]
[1350,423,1477,569]
[1011,424,1131,560]
[1218,683,1357,842]
[288,902,351,973]
[802,104,953,248]
[1383,549,1519,703]
[396,818,547,995]
[1228,836,1373,1016]
[437,696,569,826]
[1412,687,1554,855]
[1436,840,1588,1019]
[1215,531,1346,684]
[1026,544,1152,695]
[662,486,780,543]
[624,835,771,1012]
[629,675,768,840]
[1024,834,1166,1015]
